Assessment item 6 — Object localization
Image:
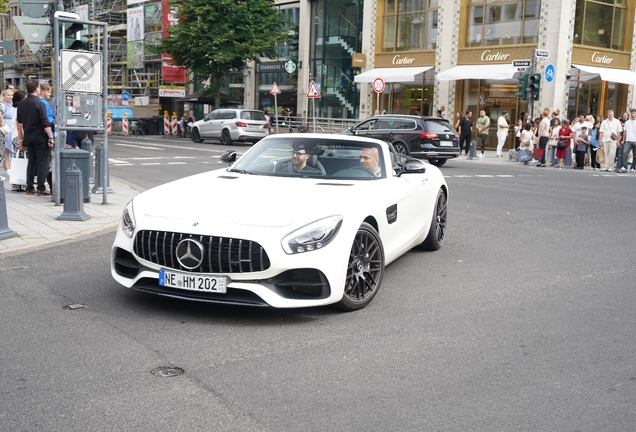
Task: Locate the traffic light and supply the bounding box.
[62,22,88,50]
[529,73,541,101]
[515,73,528,100]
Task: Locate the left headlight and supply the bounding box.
[121,200,136,238]
[282,215,343,254]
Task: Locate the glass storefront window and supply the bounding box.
[465,0,539,47]
[381,0,438,52]
[573,0,629,51]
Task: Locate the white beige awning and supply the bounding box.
[572,64,636,86]
[354,66,434,83]
[436,64,517,81]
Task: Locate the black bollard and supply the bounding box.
[57,162,90,221]
[82,136,94,184]
[467,139,479,160]
[91,145,113,194]
[0,177,18,240]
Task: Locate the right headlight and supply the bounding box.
[121,200,136,238]
[281,215,343,254]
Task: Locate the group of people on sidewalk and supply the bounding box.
[455,106,635,172]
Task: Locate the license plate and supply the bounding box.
[159,269,227,293]
[440,141,453,147]
[249,124,261,129]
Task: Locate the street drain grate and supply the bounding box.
[150,367,185,377]
[63,304,87,310]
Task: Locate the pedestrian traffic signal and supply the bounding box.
[62,22,88,50]
[515,73,529,100]
[529,73,541,101]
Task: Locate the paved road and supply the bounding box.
[1,140,635,431]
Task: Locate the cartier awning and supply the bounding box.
[436,64,517,81]
[354,66,433,83]
[572,64,636,86]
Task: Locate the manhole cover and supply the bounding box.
[150,366,185,377]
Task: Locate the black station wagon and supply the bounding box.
[339,115,460,166]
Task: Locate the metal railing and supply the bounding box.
[270,115,359,134]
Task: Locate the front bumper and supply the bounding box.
[110,222,349,309]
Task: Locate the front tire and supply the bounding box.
[419,188,447,251]
[335,222,385,311]
[191,128,203,143]
[429,158,447,167]
[221,129,233,145]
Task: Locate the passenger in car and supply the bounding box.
[360,147,381,176]
[276,143,322,174]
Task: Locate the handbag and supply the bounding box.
[517,149,532,162]
[533,148,544,160]
[557,140,567,149]
[595,147,605,164]
[9,149,27,186]
[0,124,9,135]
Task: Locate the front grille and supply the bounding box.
[133,230,271,274]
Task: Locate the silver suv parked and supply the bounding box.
[191,109,269,145]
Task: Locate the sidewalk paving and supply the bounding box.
[0,176,140,255]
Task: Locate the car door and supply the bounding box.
[197,111,218,138]
[211,110,234,138]
[374,153,433,260]
[351,119,377,137]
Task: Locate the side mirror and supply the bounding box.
[398,159,427,176]
[220,150,237,165]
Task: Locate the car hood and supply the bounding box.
[138,170,361,228]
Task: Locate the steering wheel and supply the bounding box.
[348,166,377,178]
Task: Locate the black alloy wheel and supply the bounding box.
[221,129,233,145]
[393,142,409,154]
[191,128,203,143]
[420,188,447,251]
[336,222,385,311]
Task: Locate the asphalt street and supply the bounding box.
[1,137,635,431]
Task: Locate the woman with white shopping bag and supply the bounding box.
[1,88,13,173]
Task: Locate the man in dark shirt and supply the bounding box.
[16,79,54,196]
[458,110,473,156]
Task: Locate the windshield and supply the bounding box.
[230,137,385,179]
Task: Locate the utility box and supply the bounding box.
[60,93,103,128]
[59,148,91,203]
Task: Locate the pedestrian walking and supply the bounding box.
[16,79,54,196]
[514,119,522,150]
[1,88,14,173]
[588,118,601,170]
[619,108,636,173]
[476,110,490,157]
[575,126,589,170]
[458,110,472,156]
[598,110,622,171]
[496,111,509,158]
[556,119,573,169]
[536,108,550,167]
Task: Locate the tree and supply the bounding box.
[152,0,289,107]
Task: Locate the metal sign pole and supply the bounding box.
[52,13,110,205]
[528,49,536,121]
[274,93,278,135]
[312,98,316,132]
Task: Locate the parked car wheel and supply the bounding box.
[429,158,447,167]
[335,222,385,311]
[221,129,233,145]
[393,142,409,154]
[191,128,203,143]
[419,188,447,251]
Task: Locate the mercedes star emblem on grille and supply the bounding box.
[176,238,205,270]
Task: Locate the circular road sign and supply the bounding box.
[544,64,555,83]
[373,77,385,93]
[261,98,271,108]
[121,92,131,101]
